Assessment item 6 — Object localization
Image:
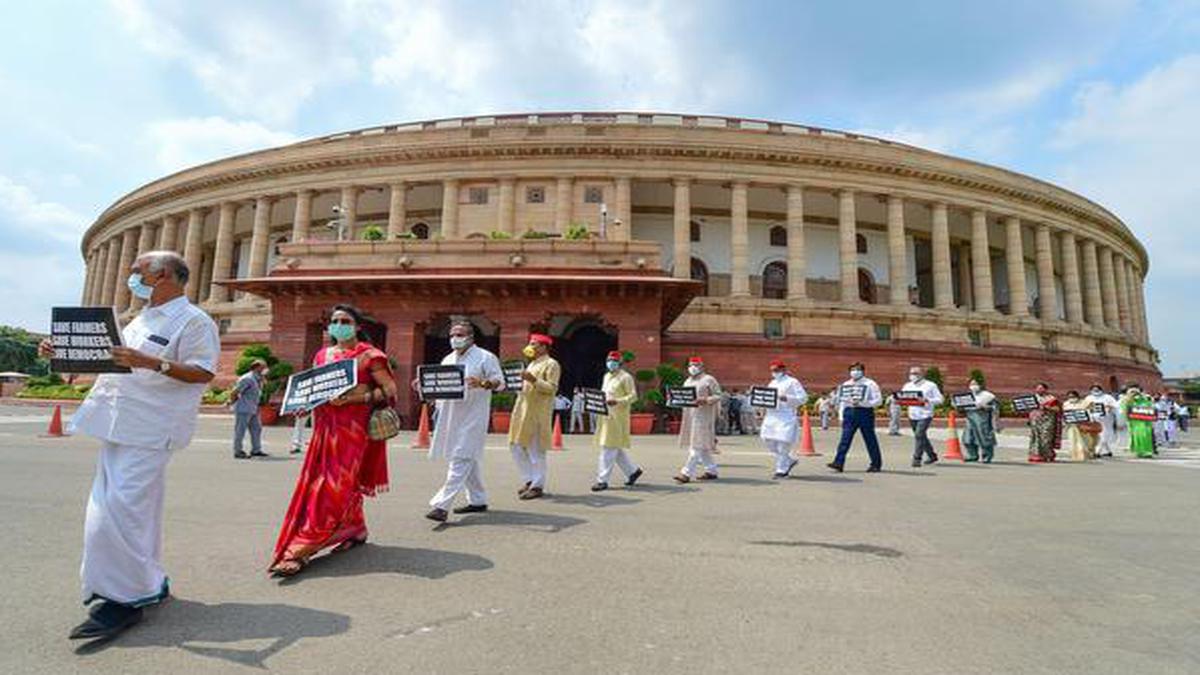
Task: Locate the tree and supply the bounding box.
[924,366,944,391]
[235,344,294,401]
[0,326,49,375]
[968,368,987,387]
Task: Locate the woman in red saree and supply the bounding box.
[1027,382,1063,463]
[269,304,398,577]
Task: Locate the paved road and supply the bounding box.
[3,405,1199,674]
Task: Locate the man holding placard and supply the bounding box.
[1084,383,1119,458]
[899,366,944,468]
[424,321,504,522]
[756,360,808,479]
[827,362,883,473]
[591,351,643,491]
[42,251,219,640]
[509,333,561,500]
[673,357,722,483]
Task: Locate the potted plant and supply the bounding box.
[360,224,386,241]
[235,344,294,426]
[490,392,516,433]
[630,393,657,434]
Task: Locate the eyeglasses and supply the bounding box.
[330,318,355,325]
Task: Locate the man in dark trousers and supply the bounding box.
[728,389,745,434]
[827,362,884,473]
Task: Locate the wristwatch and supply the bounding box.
[158,359,172,375]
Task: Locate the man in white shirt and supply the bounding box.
[554,392,572,434]
[424,322,504,522]
[901,366,944,468]
[42,251,219,640]
[757,359,808,479]
[827,362,884,473]
[1084,384,1119,457]
[570,387,586,433]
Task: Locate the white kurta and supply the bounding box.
[429,345,503,461]
[1085,392,1119,453]
[758,375,808,444]
[901,379,944,420]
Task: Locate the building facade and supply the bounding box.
[79,112,1159,417]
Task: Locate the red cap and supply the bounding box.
[528,333,553,346]
[769,359,787,370]
[607,351,623,361]
[688,356,704,365]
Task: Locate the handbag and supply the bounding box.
[368,403,402,441]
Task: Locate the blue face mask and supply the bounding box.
[328,323,356,342]
[127,273,155,300]
[606,360,620,372]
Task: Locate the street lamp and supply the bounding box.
[326,205,346,241]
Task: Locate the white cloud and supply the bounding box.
[0,174,89,245]
[109,0,357,124]
[144,116,298,173]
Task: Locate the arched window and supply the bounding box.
[690,257,709,295]
[689,219,702,243]
[856,233,868,254]
[769,225,787,247]
[411,222,430,239]
[763,261,788,299]
[858,267,877,304]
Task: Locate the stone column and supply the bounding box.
[339,186,358,240]
[838,189,859,304]
[931,203,954,310]
[886,195,908,307]
[1114,254,1131,334]
[81,250,97,304]
[957,243,973,309]
[672,178,691,280]
[113,228,139,312]
[1098,246,1120,330]
[182,208,206,302]
[100,237,121,306]
[198,251,214,303]
[970,209,995,312]
[248,196,273,278]
[1035,224,1057,321]
[209,202,237,303]
[292,189,313,242]
[496,178,515,236]
[554,177,573,233]
[615,176,632,241]
[1133,268,1149,343]
[440,179,459,238]
[386,183,407,239]
[130,222,158,310]
[1080,238,1104,328]
[1060,231,1084,324]
[1004,216,1028,317]
[730,181,750,297]
[158,214,180,252]
[786,185,807,301]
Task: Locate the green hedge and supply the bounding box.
[17,384,90,400]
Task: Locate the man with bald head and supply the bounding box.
[41,250,220,640]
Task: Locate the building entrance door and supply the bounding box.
[546,318,618,396]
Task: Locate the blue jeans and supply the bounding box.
[233,412,262,454]
[832,407,882,469]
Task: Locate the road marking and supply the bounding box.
[389,608,503,639]
[1118,445,1200,469]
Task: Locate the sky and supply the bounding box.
[0,0,1197,374]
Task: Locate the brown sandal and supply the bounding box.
[331,537,367,554]
[269,559,306,578]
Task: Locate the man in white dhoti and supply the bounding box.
[591,350,644,491]
[673,357,722,483]
[757,359,808,479]
[425,322,504,522]
[41,251,219,640]
[1084,384,1119,458]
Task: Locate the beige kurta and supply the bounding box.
[508,355,561,449]
[594,369,637,450]
[677,373,721,451]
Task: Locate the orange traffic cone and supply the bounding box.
[797,408,819,456]
[552,415,564,450]
[411,403,431,449]
[43,404,66,438]
[944,410,964,460]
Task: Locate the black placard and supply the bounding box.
[1156,409,1169,421]
[418,364,466,400]
[582,388,609,416]
[280,359,357,415]
[1063,409,1092,424]
[49,307,129,374]
[894,390,926,406]
[502,363,525,391]
[1090,402,1106,416]
[951,392,977,410]
[666,386,698,408]
[1011,394,1040,413]
[749,386,779,409]
[838,383,867,403]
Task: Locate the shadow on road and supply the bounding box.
[281,544,494,584]
[704,476,778,486]
[749,540,903,558]
[435,509,586,534]
[75,598,349,667]
[622,483,700,495]
[787,474,863,483]
[544,493,641,508]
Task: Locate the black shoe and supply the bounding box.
[924,455,938,466]
[591,482,609,492]
[291,447,302,454]
[912,460,922,468]
[233,451,249,459]
[452,504,488,514]
[964,457,979,462]
[424,508,448,522]
[772,472,787,479]
[783,458,799,477]
[249,450,269,458]
[624,468,643,487]
[866,466,882,473]
[983,457,993,464]
[69,602,143,640]
[826,462,843,473]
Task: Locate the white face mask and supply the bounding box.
[849,369,864,380]
[688,365,702,376]
[606,360,620,372]
[772,370,785,380]
[449,335,471,350]
[969,384,981,393]
[908,374,921,383]
[1090,389,1102,397]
